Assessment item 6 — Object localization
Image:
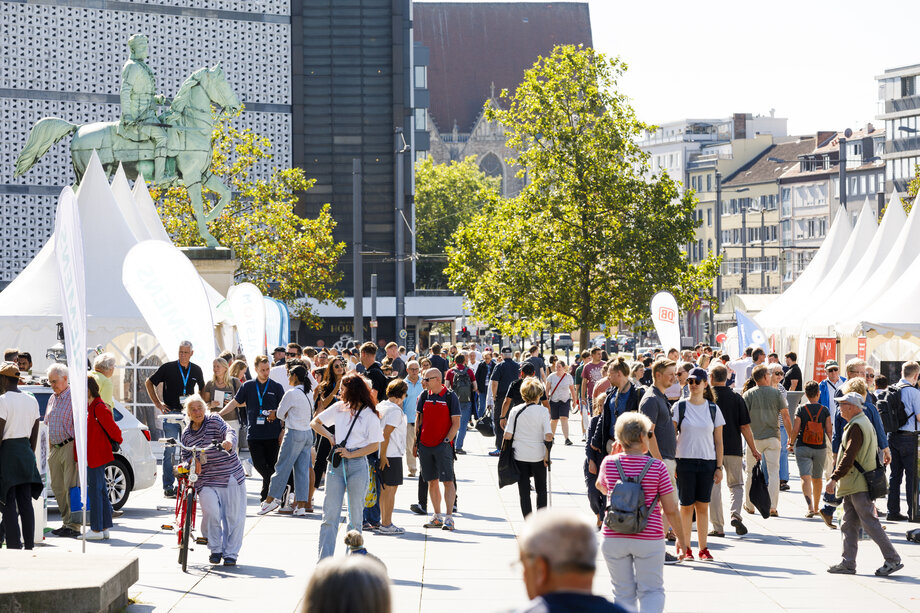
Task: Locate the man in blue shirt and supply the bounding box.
[489,347,521,455]
[403,360,424,478]
[887,361,920,521]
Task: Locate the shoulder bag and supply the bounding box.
[854,458,888,500]
[329,406,364,469]
[92,404,120,453]
[498,404,534,488]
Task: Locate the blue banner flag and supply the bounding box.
[735,308,769,355]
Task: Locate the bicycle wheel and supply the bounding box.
[180,489,194,572]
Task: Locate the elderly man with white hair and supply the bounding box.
[45,364,80,537]
[145,341,205,498]
[515,508,627,613]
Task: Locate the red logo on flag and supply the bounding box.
[658,307,676,323]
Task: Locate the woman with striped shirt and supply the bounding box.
[181,394,246,566]
[596,412,687,613]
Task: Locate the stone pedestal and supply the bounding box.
[180,247,238,295]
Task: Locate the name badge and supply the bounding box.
[179,395,189,407]
[256,417,266,425]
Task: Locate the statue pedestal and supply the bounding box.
[180,247,238,295]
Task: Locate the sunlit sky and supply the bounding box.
[417,0,920,135]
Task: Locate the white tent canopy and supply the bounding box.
[0,153,232,372]
[756,206,853,333]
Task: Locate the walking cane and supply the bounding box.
[544,440,553,507]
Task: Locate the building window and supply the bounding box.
[707,208,712,226]
[415,108,427,131]
[415,65,428,89]
[707,174,712,192]
[902,75,915,98]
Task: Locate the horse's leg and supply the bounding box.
[202,173,232,222]
[177,154,218,247]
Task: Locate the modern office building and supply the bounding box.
[877,64,920,194]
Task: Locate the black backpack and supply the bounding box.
[876,384,911,435]
[452,368,473,403]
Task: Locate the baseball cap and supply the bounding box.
[0,362,20,378]
[501,346,512,355]
[273,346,286,353]
[687,367,709,383]
[838,391,864,410]
[824,360,839,370]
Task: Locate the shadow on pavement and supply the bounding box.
[392,578,461,590]
[206,565,291,579]
[452,511,505,523]
[398,532,466,544]
[457,529,517,540]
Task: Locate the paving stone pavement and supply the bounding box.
[36,427,920,612]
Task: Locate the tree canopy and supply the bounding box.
[445,45,718,346]
[414,156,501,289]
[152,111,345,327]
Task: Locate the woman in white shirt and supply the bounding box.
[311,372,383,559]
[545,360,576,446]
[376,378,408,535]
[503,378,553,518]
[0,362,42,550]
[260,364,315,517]
[671,367,724,562]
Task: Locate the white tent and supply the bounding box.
[0,153,232,373]
[756,206,853,335]
[798,192,905,338]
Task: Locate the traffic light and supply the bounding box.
[703,321,711,336]
[461,326,469,340]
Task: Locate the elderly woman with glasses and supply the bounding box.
[597,412,687,612]
[90,352,117,411]
[181,394,246,566]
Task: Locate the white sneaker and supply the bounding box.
[377,524,405,535]
[257,499,281,516]
[103,529,111,540]
[85,530,105,541]
[293,507,307,517]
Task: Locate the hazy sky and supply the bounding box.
[418,0,920,135]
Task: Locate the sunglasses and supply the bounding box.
[688,379,705,385]
[827,368,839,373]
[285,352,298,357]
[866,374,875,379]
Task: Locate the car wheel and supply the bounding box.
[106,457,134,510]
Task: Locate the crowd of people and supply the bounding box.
[0,337,917,612]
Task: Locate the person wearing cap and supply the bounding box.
[742,365,792,517]
[670,367,725,561]
[489,347,520,456]
[272,346,286,366]
[819,360,846,418]
[0,362,42,549]
[825,392,903,576]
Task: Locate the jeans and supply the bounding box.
[2,483,35,549]
[455,402,473,450]
[162,419,181,490]
[602,536,665,613]
[249,438,281,501]
[268,428,313,502]
[779,424,789,482]
[318,455,369,559]
[516,460,547,517]
[87,465,113,533]
[199,475,247,559]
[745,437,781,510]
[477,390,488,420]
[363,451,381,525]
[887,431,919,519]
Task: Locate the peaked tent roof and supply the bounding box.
[756,206,852,332]
[801,192,905,336]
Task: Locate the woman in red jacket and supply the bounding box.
[82,376,122,540]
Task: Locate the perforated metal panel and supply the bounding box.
[0,2,292,282]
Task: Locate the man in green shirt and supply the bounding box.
[742,365,792,516]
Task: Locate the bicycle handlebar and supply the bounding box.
[157,437,230,454]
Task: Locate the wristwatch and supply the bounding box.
[444,438,451,444]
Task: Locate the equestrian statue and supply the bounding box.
[14,34,242,247]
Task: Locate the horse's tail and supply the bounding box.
[14,117,79,178]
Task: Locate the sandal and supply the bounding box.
[666,529,677,542]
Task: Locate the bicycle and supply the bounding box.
[158,426,229,572]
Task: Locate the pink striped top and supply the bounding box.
[598,453,672,540]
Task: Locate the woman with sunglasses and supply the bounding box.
[671,367,724,561]
[312,358,346,498]
[596,411,687,612]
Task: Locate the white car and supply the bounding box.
[25,385,157,510]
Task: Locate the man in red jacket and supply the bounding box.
[414,368,461,531]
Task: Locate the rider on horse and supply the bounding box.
[117,34,173,186]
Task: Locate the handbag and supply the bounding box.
[749,459,771,518]
[475,409,494,437]
[854,458,888,500]
[329,406,363,469]
[92,404,120,453]
[497,404,533,488]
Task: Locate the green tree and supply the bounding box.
[445,45,719,347]
[414,157,501,288]
[152,111,345,327]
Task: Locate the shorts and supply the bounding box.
[794,444,826,479]
[418,442,455,483]
[675,458,716,506]
[549,400,570,420]
[380,457,404,486]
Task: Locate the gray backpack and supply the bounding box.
[603,458,659,534]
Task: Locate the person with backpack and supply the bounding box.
[445,353,477,454]
[596,411,687,612]
[787,380,832,519]
[503,378,553,518]
[545,359,576,446]
[670,367,725,561]
[591,357,639,456]
[415,368,461,531]
[886,361,920,522]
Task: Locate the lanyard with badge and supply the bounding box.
[178,362,191,408]
[255,379,269,425]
